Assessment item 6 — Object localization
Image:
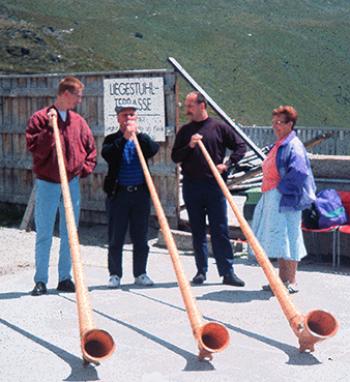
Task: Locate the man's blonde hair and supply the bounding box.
[58,76,84,95]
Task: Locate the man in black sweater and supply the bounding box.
[102,103,159,288]
[171,92,246,286]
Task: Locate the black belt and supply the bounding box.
[118,184,147,192]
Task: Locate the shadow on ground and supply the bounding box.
[60,295,215,372]
[197,289,272,303]
[0,289,59,300]
[124,290,322,366]
[88,281,224,292]
[0,318,99,381]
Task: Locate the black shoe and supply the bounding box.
[223,271,245,287]
[57,279,75,293]
[191,272,206,285]
[31,282,47,296]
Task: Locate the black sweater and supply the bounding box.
[171,117,246,179]
[102,130,159,195]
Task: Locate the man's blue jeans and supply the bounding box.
[34,177,80,284]
[183,177,235,277]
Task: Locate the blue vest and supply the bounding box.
[118,140,144,186]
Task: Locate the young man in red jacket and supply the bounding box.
[26,77,96,296]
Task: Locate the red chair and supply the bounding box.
[336,191,350,267]
[302,224,339,266]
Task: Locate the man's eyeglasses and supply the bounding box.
[69,91,83,99]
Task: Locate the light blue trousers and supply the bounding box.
[34,177,80,284]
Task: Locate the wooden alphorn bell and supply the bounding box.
[133,134,230,360]
[51,110,115,364]
[197,140,339,352]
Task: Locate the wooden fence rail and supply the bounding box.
[0,70,178,225]
[241,125,350,156]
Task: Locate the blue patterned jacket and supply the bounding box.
[276,131,316,211]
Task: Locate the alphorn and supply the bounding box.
[51,110,115,364]
[197,140,339,352]
[133,134,230,360]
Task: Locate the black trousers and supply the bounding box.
[183,177,234,276]
[106,187,150,278]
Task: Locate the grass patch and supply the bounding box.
[0,0,349,127]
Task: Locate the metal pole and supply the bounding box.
[168,57,266,160]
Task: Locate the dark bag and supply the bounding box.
[302,203,320,229]
[316,189,347,228]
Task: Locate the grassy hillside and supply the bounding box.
[1,0,350,127]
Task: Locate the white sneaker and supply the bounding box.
[108,275,120,289]
[134,273,154,286]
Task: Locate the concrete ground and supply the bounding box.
[0,226,349,382]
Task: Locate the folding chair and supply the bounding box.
[335,191,350,267]
[302,224,339,266]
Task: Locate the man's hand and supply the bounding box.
[123,118,138,140]
[47,108,57,128]
[189,133,203,148]
[216,163,228,174]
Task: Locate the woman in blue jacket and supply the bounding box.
[251,106,316,293]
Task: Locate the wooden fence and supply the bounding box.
[241,125,350,155]
[0,69,178,225]
[1,69,349,228]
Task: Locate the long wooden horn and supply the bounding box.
[133,134,230,360]
[197,140,339,352]
[51,110,115,364]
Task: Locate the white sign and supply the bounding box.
[103,77,166,141]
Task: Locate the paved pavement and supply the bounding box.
[0,227,349,382]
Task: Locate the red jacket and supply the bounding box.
[26,105,97,183]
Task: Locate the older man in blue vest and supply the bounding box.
[102,103,159,288]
